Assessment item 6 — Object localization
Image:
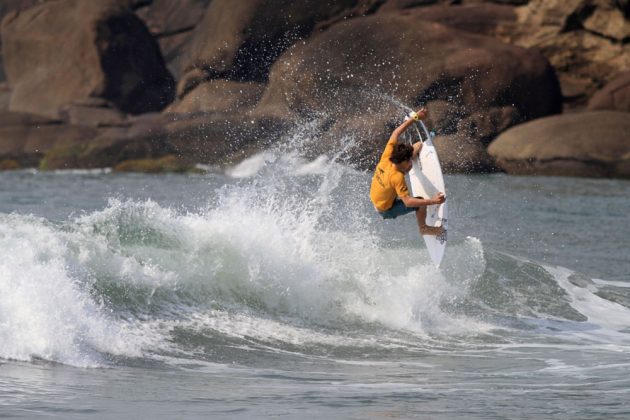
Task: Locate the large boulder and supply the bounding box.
[1,0,175,119]
[59,97,128,127]
[0,82,10,110]
[179,0,381,91]
[378,2,518,37]
[257,13,562,171]
[503,0,630,108]
[0,0,39,82]
[378,2,630,110]
[165,80,265,114]
[487,111,630,178]
[588,71,630,113]
[134,0,211,79]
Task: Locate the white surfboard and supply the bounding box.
[403,118,448,266]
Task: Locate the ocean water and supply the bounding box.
[1,135,630,418]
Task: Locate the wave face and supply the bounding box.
[1,145,630,368]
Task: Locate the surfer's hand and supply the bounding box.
[415,107,428,119]
[431,192,446,205]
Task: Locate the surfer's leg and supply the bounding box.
[416,206,443,236]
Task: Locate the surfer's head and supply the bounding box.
[390,143,413,173]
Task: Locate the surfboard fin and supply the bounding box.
[437,229,447,245]
[437,218,448,244]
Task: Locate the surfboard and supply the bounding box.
[403,117,448,266]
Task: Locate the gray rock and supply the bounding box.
[0,110,99,167]
[60,102,128,127]
[1,0,174,118]
[588,71,630,113]
[40,111,290,170]
[0,0,40,82]
[0,82,10,110]
[166,80,265,114]
[501,0,630,108]
[257,13,562,171]
[179,0,376,86]
[488,111,630,178]
[378,2,518,36]
[135,0,211,79]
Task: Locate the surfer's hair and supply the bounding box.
[390,143,413,164]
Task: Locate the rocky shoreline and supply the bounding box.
[0,0,629,177]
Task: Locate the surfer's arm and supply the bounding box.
[400,192,445,208]
[389,108,428,144]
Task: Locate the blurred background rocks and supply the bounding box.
[0,0,628,177]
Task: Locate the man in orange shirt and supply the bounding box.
[370,107,445,236]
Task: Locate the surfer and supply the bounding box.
[370,107,445,236]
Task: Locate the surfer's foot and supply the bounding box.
[420,225,444,236]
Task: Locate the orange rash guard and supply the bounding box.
[369,138,409,211]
